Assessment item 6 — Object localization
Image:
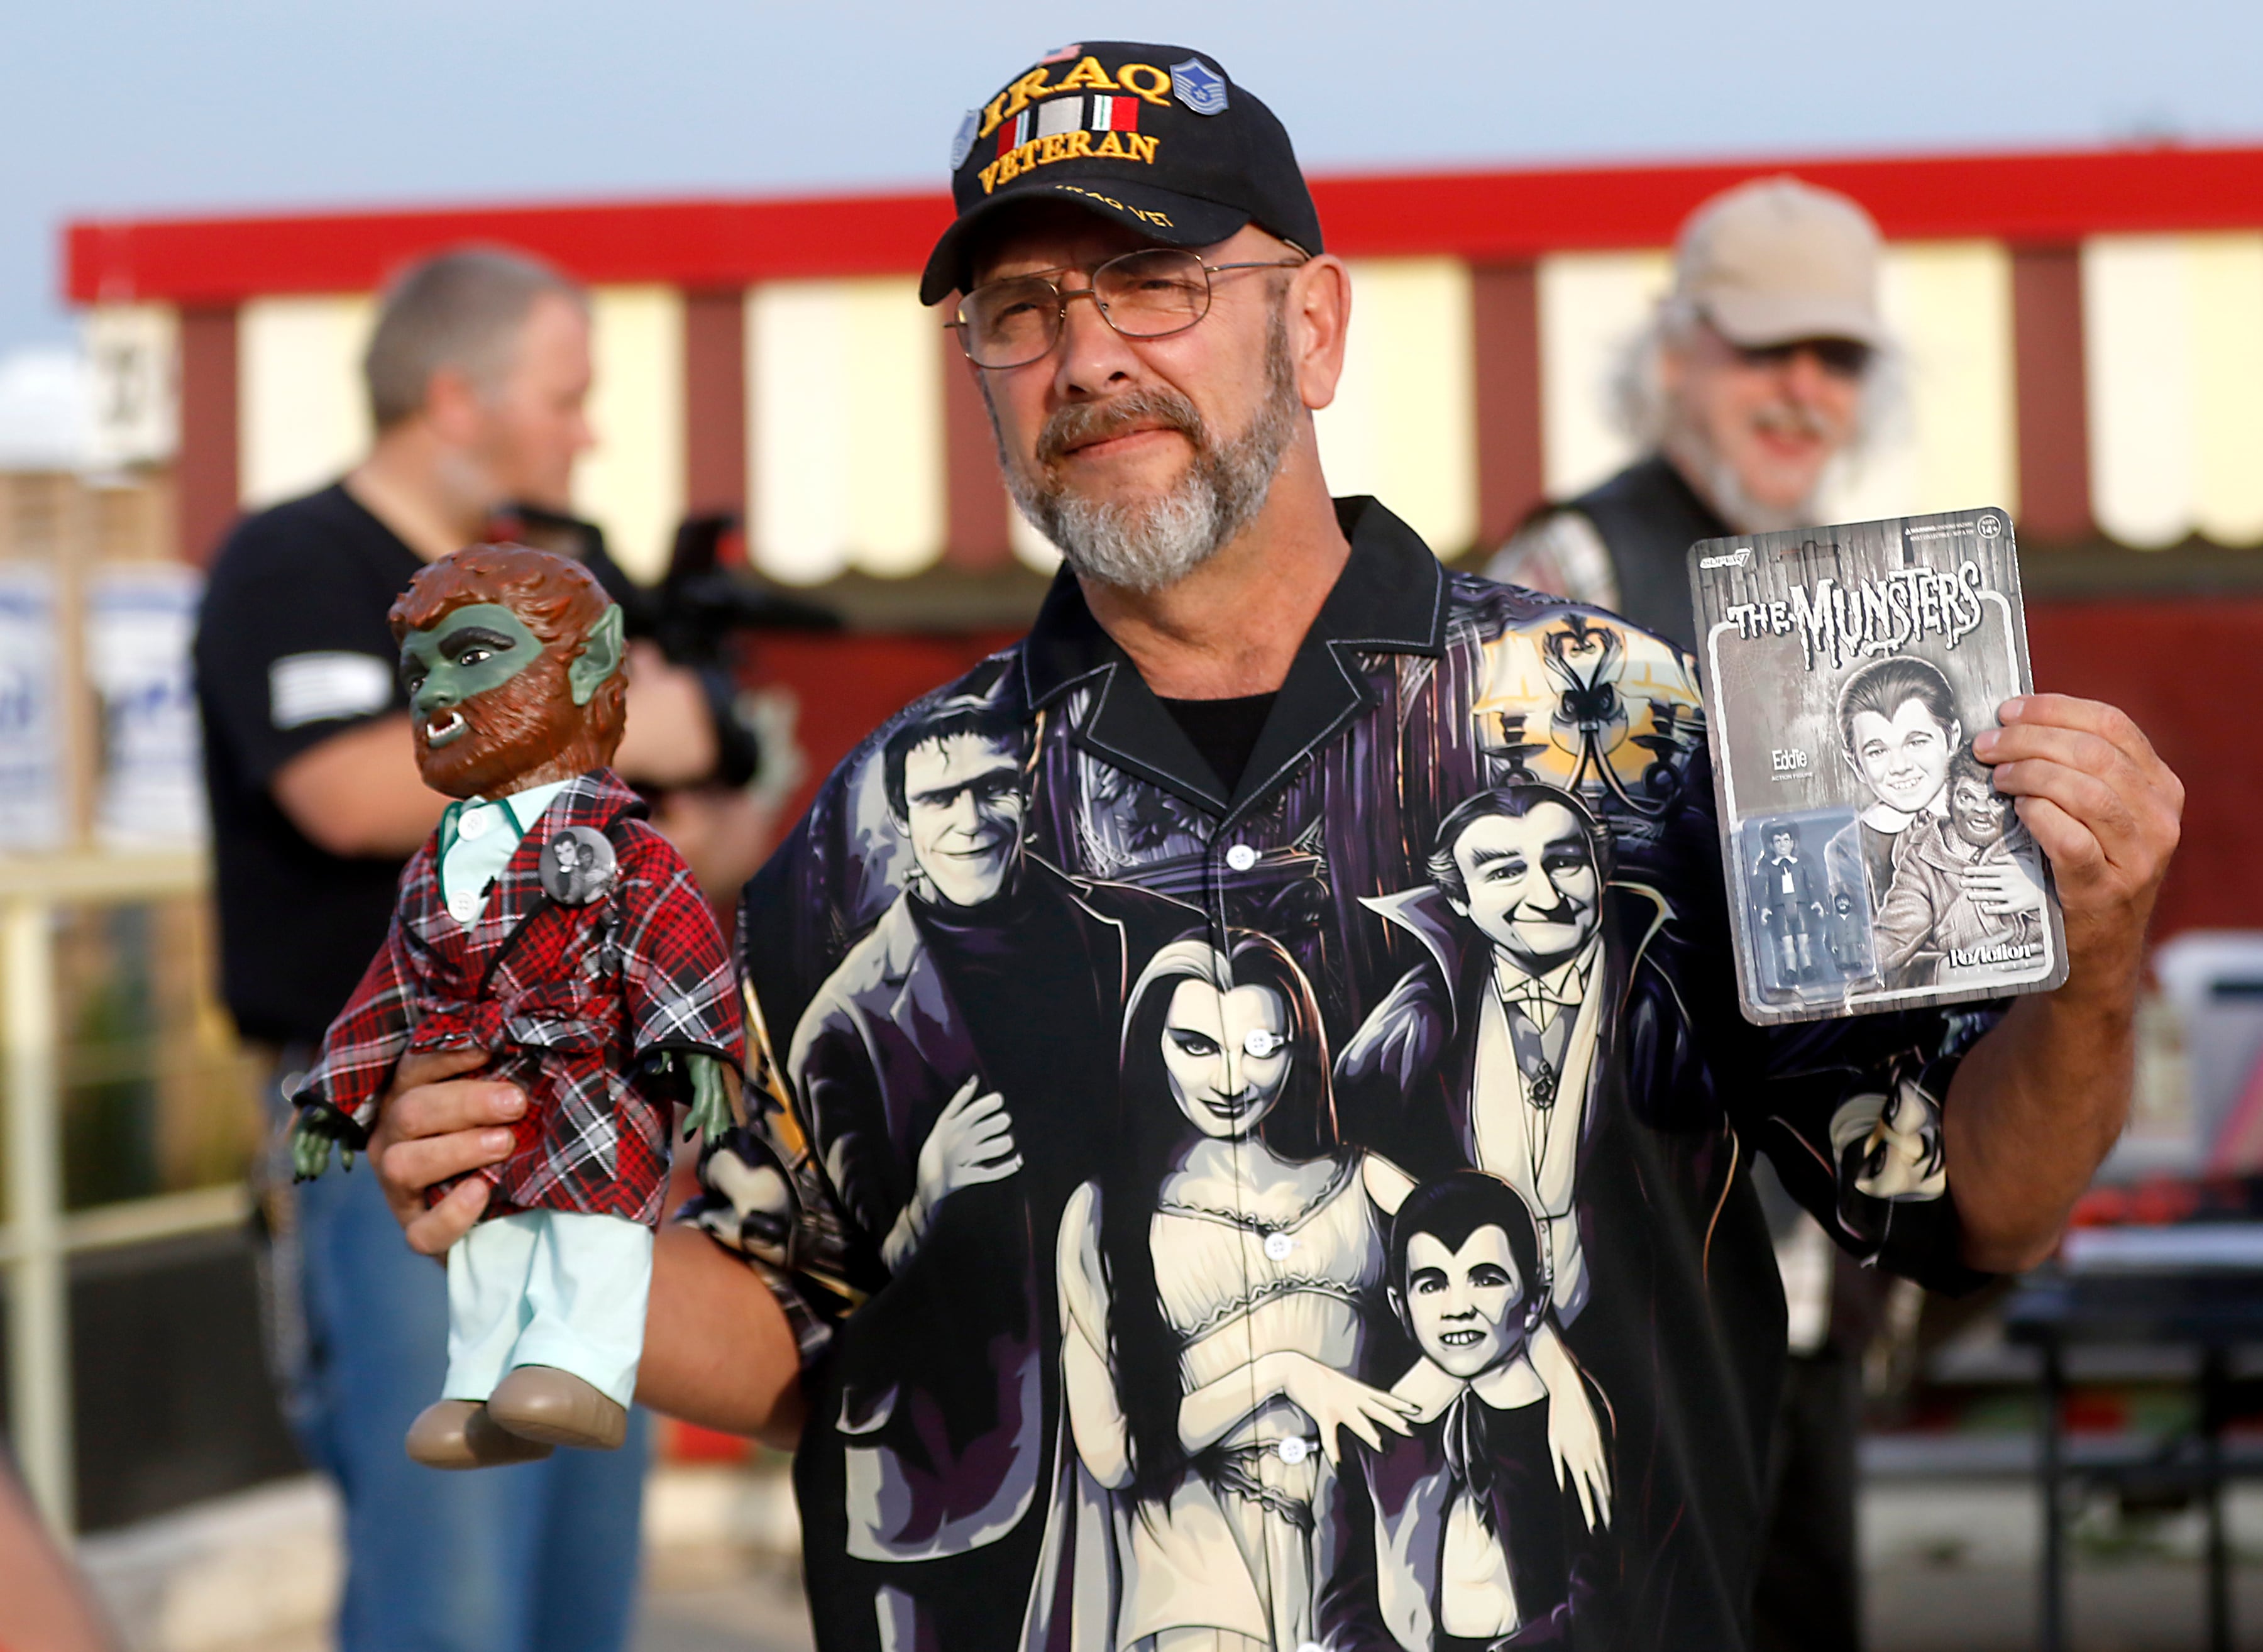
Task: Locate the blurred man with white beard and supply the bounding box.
[1487,176,1890,656]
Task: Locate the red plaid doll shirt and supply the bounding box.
[292,769,743,1226]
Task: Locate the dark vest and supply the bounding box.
[1560,454,1730,656]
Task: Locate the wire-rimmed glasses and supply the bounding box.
[949,246,1307,370]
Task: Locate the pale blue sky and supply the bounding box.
[6,0,2259,353]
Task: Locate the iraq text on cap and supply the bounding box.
[921,42,1324,307]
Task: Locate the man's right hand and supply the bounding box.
[368,1047,524,1255]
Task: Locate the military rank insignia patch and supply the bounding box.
[1170,58,1228,114]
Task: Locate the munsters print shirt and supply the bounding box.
[685,498,1995,1652]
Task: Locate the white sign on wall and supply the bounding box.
[0,564,67,851]
[86,563,207,847]
[84,305,180,470]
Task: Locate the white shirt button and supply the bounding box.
[1225,843,1258,872]
[1263,1231,1296,1262]
[447,890,480,924]
[1275,1437,1309,1466]
[458,808,492,840]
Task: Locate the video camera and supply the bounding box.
[490,504,839,790]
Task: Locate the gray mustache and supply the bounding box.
[1037,389,1206,467]
[1751,402,1835,441]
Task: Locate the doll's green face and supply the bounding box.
[386,543,627,801]
[397,598,622,800]
[399,603,544,749]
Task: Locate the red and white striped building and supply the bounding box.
[69,142,2263,580]
[63,143,2263,937]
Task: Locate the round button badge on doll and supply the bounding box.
[539,825,617,906]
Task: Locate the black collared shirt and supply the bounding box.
[689,497,1990,1652]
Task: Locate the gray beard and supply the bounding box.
[1662,425,1822,538]
[1000,313,1301,596]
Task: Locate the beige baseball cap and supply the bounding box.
[1671,176,1885,350]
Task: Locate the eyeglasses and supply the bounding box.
[1732,337,1874,379]
[950,246,1308,370]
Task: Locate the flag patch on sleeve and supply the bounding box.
[269,651,393,729]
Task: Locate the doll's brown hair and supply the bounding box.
[390,542,627,760]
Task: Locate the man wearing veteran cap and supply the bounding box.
[367,42,2179,1652]
[1489,177,1893,653]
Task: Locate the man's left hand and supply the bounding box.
[1947,697,2181,1272]
[617,641,720,786]
[1974,693,2182,989]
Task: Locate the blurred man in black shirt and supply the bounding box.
[194,248,752,1652]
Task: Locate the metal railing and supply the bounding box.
[1,851,248,1534]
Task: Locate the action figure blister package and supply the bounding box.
[1688,506,2068,1025]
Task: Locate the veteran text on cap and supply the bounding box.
[921,43,1324,306]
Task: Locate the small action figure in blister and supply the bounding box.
[1751,820,1825,986]
[289,544,744,1468]
[1826,889,1871,977]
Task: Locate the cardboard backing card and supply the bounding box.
[1688,506,2068,1026]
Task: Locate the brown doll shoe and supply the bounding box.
[405,1399,556,1469]
[485,1365,629,1451]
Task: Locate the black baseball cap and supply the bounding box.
[920,43,1324,307]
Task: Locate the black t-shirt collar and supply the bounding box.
[1018,496,1447,821]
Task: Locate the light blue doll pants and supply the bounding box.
[443,1208,653,1407]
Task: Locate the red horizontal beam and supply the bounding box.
[65,143,2263,306]
[66,190,958,307]
[1316,145,2263,258]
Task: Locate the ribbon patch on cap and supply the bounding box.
[976,57,1170,143]
[1170,58,1228,115]
[991,91,1143,159]
[950,109,979,170]
[980,111,1159,195]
